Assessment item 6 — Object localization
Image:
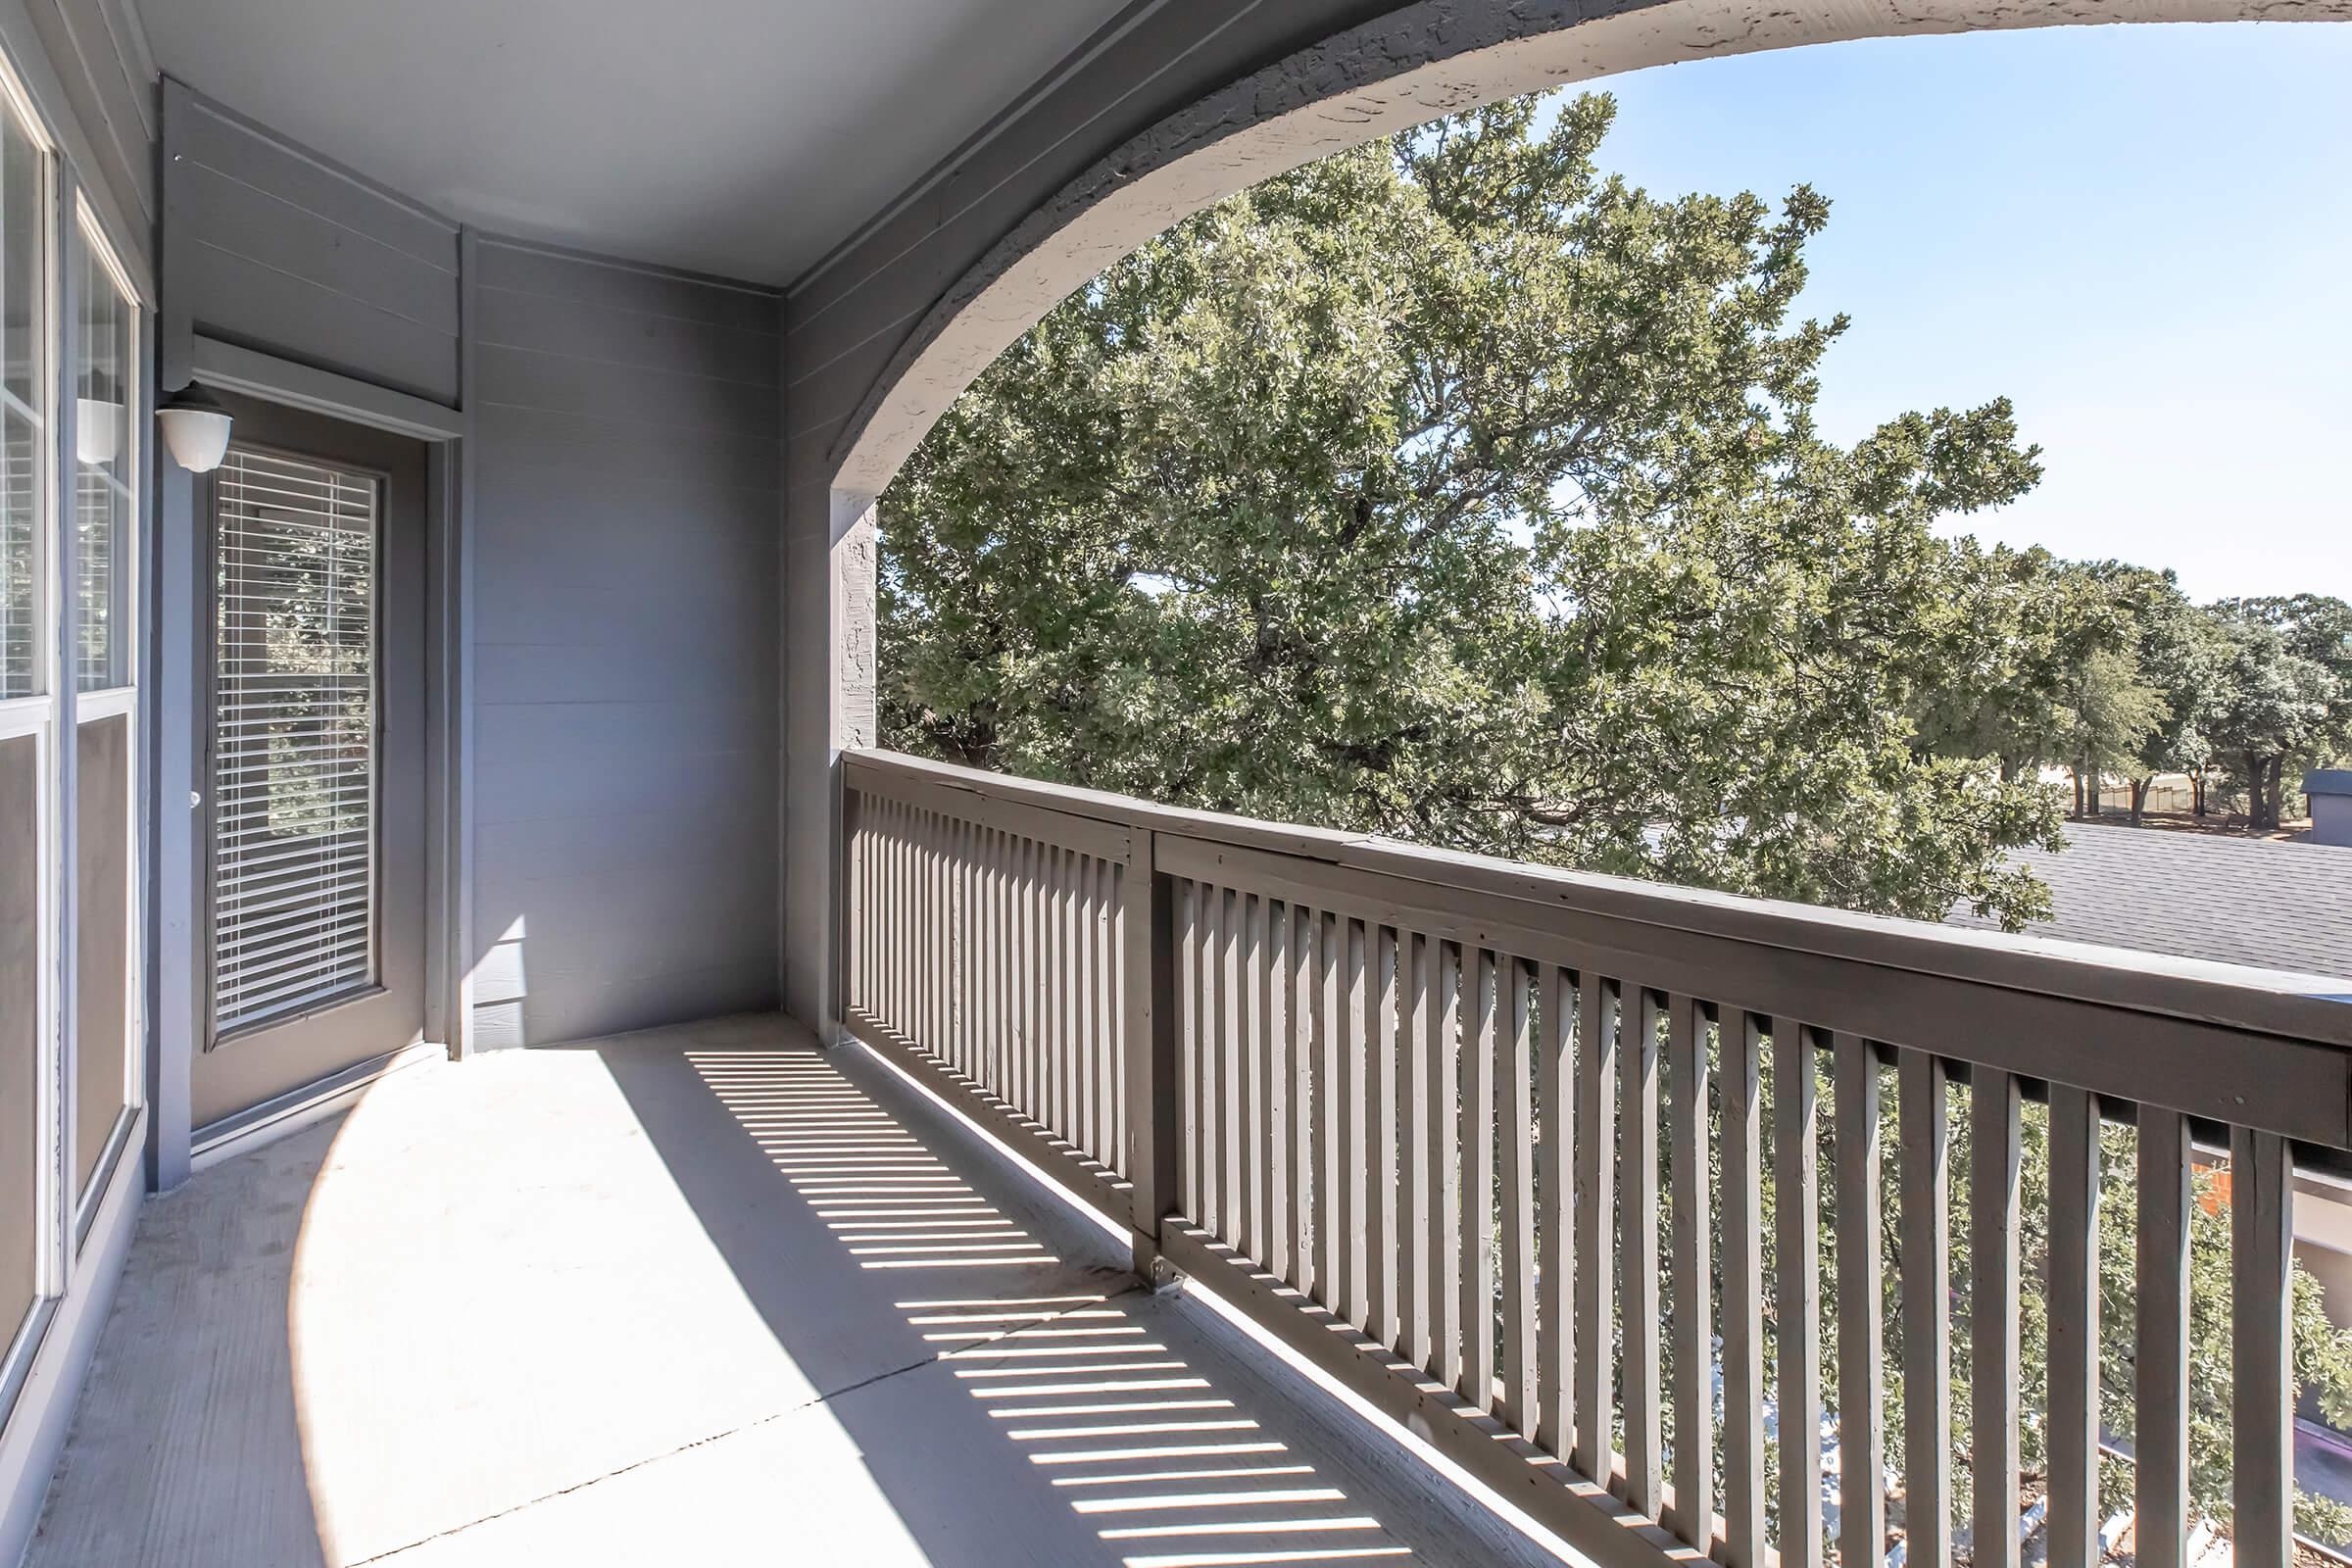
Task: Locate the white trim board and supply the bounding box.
[0,1104,144,1568]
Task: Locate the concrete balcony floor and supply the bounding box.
[25,1014,1559,1567]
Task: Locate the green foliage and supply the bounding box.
[2203,596,2352,828]
[882,92,2062,929]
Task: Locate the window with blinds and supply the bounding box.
[212,447,379,1035]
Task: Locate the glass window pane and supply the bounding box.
[1,732,39,1332]
[0,107,43,701]
[74,711,129,1199]
[74,220,132,693]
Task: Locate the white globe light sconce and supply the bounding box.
[157,382,233,473]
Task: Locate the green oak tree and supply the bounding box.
[2206,597,2352,830]
[881,91,2061,929]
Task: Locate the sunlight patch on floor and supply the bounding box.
[690,1047,1423,1568]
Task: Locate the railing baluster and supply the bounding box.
[1574,973,1617,1485]
[1972,1066,2022,1568]
[1499,956,1538,1436]
[1102,856,1120,1168]
[1298,904,1322,1298]
[2232,1125,2294,1565]
[864,802,878,1017]
[964,822,981,1080]
[1262,897,1288,1278]
[1215,885,1241,1245]
[1039,837,1053,1114]
[1035,840,1050,1121]
[988,827,1004,1102]
[1834,1033,1884,1568]
[1401,931,1430,1367]
[1338,916,1365,1325]
[1171,879,1195,1222]
[928,810,945,1054]
[1721,1010,1766,1568]
[1538,964,1575,1459]
[948,816,965,1074]
[1623,991,1663,1516]
[884,801,901,1033]
[875,803,887,1021]
[2045,1083,2101,1568]
[2136,1105,2192,1568]
[903,806,919,1043]
[941,812,956,1056]
[1240,895,1262,1258]
[969,819,986,1079]
[1431,939,1463,1388]
[1054,847,1073,1144]
[1461,949,1498,1409]
[1197,881,1220,1232]
[1055,847,1072,1138]
[1776,1023,1825,1568]
[1180,879,1202,1221]
[1898,1048,1952,1568]
[1281,900,1300,1278]
[1088,853,1102,1153]
[1021,837,1039,1119]
[1311,907,1336,1299]
[1370,926,1399,1352]
[1074,850,1094,1153]
[1667,993,1710,1547]
[897,802,913,1042]
[1025,836,1043,1122]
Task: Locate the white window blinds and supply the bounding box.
[212,447,378,1034]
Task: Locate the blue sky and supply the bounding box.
[1563,21,2351,603]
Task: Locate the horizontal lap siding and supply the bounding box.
[23,0,154,252]
[165,81,461,404]
[473,236,782,1048]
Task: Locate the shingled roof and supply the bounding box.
[1947,821,2352,981]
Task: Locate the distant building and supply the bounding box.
[1947,819,2352,978]
[2311,770,2352,848]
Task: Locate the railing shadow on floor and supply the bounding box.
[595,1020,1554,1568]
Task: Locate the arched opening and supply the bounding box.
[815,7,2352,1564]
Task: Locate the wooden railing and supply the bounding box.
[841,747,2352,1568]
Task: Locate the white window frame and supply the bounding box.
[0,43,62,1423]
[67,194,143,1234]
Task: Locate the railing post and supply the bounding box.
[829,773,859,1049]
[1122,828,1178,1282]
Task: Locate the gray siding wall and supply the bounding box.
[162,78,462,405]
[21,0,152,253]
[470,237,781,1049]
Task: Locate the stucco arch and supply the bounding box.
[782,0,2348,1028]
[828,0,2350,500]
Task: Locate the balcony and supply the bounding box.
[21,749,2352,1565]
